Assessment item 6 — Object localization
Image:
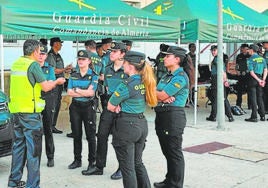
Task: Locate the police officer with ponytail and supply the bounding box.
[154,46,189,188]
[107,51,157,188]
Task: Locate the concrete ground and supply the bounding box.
[0,96,268,188]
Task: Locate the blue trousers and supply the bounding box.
[8,113,43,188]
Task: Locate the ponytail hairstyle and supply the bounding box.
[131,60,158,107]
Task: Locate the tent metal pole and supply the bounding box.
[0,34,4,92]
[193,40,199,125]
[217,0,225,129]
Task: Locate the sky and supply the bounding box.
[238,0,268,12]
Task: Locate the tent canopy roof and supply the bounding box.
[143,0,268,42]
[0,0,180,42]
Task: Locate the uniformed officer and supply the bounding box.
[67,50,99,170]
[38,45,60,167]
[99,38,113,110]
[262,41,268,114]
[245,44,267,122]
[206,45,234,122]
[122,40,133,51]
[235,44,251,108]
[155,43,169,83]
[153,46,189,188]
[107,51,157,188]
[8,39,65,188]
[46,37,73,134]
[82,42,127,180]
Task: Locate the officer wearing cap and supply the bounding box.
[235,44,251,109]
[82,42,127,180]
[107,50,157,188]
[46,37,73,134]
[262,41,268,114]
[245,44,267,122]
[154,46,189,188]
[155,43,169,83]
[38,44,63,168]
[122,40,133,51]
[99,38,113,110]
[206,45,234,122]
[67,50,99,170]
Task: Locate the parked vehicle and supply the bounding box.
[0,90,13,157]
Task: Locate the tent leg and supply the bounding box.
[193,40,199,125]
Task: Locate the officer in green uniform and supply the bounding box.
[46,37,72,134]
[206,45,234,122]
[235,44,251,108]
[155,43,169,83]
[81,42,127,180]
[153,46,189,188]
[107,51,157,188]
[8,39,65,188]
[245,44,267,122]
[262,41,268,114]
[67,50,99,170]
[38,45,59,168]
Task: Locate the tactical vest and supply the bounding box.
[9,57,45,113]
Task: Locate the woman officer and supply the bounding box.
[67,50,98,171]
[153,46,189,188]
[107,51,157,188]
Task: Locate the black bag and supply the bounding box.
[231,106,246,116]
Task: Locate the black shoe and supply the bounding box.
[52,127,63,134]
[66,132,74,138]
[245,118,258,122]
[110,168,122,180]
[47,159,54,167]
[153,180,167,188]
[82,165,103,176]
[68,160,82,169]
[206,116,216,122]
[8,180,26,188]
[260,117,265,121]
[228,117,234,122]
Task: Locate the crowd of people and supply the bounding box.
[6,37,268,188]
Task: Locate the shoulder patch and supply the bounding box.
[174,83,181,88]
[114,91,120,97]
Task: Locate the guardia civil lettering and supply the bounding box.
[52,12,149,27]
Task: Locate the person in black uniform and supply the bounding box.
[67,50,99,170]
[46,37,73,134]
[81,42,127,180]
[153,46,189,188]
[107,51,157,188]
[262,41,268,114]
[206,45,234,122]
[245,44,267,122]
[154,43,169,83]
[38,45,64,168]
[122,40,133,51]
[235,44,251,108]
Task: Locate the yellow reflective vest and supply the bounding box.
[9,57,45,113]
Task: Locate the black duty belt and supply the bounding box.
[118,112,144,119]
[154,106,184,112]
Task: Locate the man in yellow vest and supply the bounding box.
[8,39,65,188]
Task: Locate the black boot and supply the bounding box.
[81,165,103,176]
[110,167,122,180]
[68,160,81,169]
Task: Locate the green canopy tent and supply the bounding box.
[143,0,268,125]
[0,0,180,41]
[0,0,180,91]
[143,0,268,43]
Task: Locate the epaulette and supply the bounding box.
[123,76,133,85]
